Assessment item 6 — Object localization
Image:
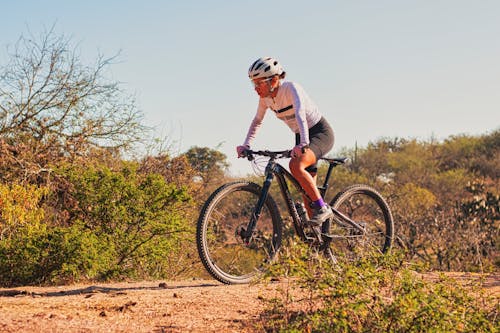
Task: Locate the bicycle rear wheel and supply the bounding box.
[197,181,282,284]
[324,184,394,263]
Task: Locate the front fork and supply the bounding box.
[237,168,275,245]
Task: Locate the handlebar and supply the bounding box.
[242,149,291,161]
[242,149,349,165]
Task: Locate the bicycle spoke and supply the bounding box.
[326,185,394,264]
[197,182,282,284]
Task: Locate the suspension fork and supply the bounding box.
[241,164,275,244]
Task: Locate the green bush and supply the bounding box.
[333,132,499,271]
[57,162,194,280]
[257,245,498,333]
[0,222,111,286]
[0,162,195,286]
[0,183,47,238]
[0,184,106,285]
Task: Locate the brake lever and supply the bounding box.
[244,150,254,161]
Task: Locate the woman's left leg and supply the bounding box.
[290,117,335,225]
[289,150,321,200]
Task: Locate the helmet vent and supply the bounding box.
[248,57,284,79]
[250,60,260,71]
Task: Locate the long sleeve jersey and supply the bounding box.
[243,81,323,147]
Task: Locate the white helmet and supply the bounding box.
[248,57,285,80]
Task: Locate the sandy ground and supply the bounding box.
[0,279,280,333]
[0,273,498,333]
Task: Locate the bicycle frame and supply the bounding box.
[270,160,312,241]
[241,151,366,245]
[242,155,308,243]
[197,149,395,284]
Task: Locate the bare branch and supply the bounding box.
[0,27,147,156]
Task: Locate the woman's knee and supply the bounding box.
[289,159,307,176]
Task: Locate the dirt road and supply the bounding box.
[0,279,280,333]
[0,273,498,333]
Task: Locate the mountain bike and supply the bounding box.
[196,149,394,284]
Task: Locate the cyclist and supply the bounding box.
[237,56,335,228]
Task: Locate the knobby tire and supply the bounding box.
[196,181,282,284]
[324,184,394,263]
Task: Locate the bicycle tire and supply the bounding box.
[324,184,394,263]
[196,181,282,284]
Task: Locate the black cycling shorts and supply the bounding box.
[295,117,334,173]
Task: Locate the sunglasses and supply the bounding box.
[251,77,273,88]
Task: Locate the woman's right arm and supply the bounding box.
[242,99,267,147]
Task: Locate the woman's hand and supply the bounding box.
[291,143,309,158]
[236,145,250,158]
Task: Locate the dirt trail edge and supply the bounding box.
[0,273,498,333]
[0,279,281,333]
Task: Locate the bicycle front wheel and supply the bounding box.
[196,181,282,284]
[325,184,394,263]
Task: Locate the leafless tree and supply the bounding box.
[0,26,147,157]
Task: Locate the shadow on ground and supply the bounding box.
[0,281,220,297]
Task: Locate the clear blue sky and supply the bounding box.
[2,1,499,175]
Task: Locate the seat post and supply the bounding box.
[317,162,336,198]
[318,157,347,198]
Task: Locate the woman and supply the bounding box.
[237,56,335,227]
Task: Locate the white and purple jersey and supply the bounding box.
[243,81,323,147]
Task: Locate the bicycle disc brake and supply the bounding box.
[235,224,249,243]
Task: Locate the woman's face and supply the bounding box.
[252,76,278,98]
